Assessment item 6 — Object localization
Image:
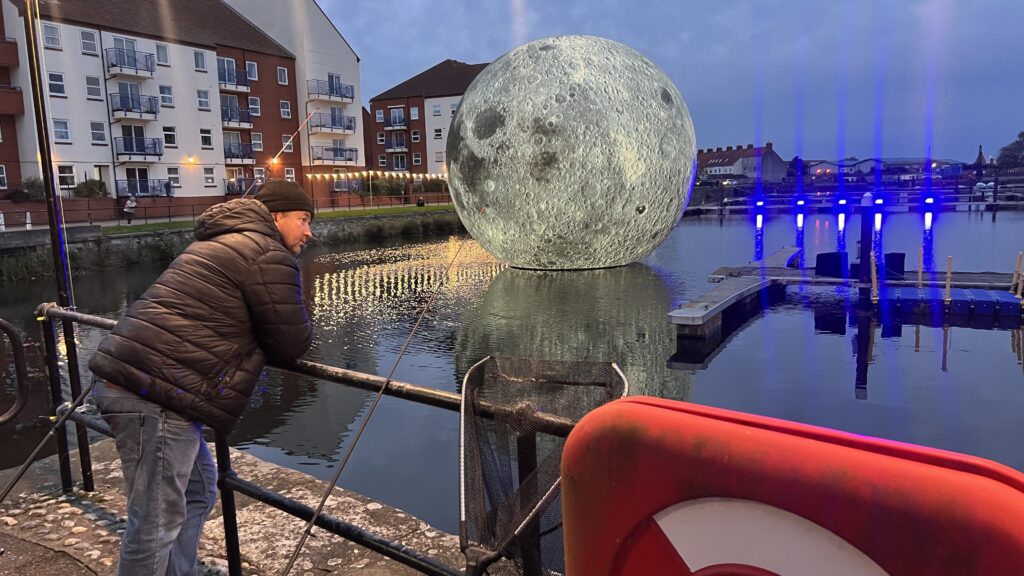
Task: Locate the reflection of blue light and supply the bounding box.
[756,200,765,207]
[874,212,882,231]
[796,200,805,206]
[797,213,804,229]
[874,198,884,205]
[838,199,847,205]
[838,213,846,232]
[924,197,934,204]
[924,211,933,230]
[756,214,763,229]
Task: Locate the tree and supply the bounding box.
[73,179,109,199]
[788,156,805,177]
[996,131,1024,168]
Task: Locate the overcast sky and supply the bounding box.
[320,0,1022,162]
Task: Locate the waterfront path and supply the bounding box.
[0,439,463,575]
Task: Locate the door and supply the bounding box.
[125,167,149,196]
[218,57,236,84]
[330,106,343,128]
[224,131,242,158]
[328,73,343,96]
[221,94,239,121]
[113,37,137,67]
[121,125,145,153]
[117,81,141,112]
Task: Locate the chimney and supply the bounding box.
[697,148,703,154]
[716,147,723,152]
[726,146,733,151]
[765,141,773,150]
[747,144,754,149]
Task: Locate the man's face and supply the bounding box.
[272,210,312,255]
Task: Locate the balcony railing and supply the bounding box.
[114,137,163,157]
[224,143,255,161]
[385,138,408,151]
[306,78,354,101]
[109,93,160,116]
[384,117,407,129]
[310,112,356,131]
[115,179,167,198]
[218,67,250,89]
[224,178,258,195]
[221,106,253,125]
[311,146,358,163]
[105,47,155,75]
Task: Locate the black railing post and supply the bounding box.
[60,318,94,492]
[516,431,542,576]
[39,316,73,493]
[215,431,244,576]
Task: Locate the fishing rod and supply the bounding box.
[278,238,466,576]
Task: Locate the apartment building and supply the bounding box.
[369,59,487,175]
[223,0,363,198]
[0,0,371,205]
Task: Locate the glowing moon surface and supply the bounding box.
[447,35,696,269]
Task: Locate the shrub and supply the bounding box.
[73,179,109,199]
[4,189,30,203]
[22,177,45,201]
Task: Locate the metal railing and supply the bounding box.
[217,67,250,88]
[221,105,252,124]
[311,145,358,162]
[309,112,356,131]
[0,319,29,426]
[109,93,159,116]
[306,78,354,100]
[105,47,155,74]
[224,178,258,195]
[224,142,255,160]
[114,137,163,156]
[385,117,407,129]
[114,178,168,198]
[32,304,571,575]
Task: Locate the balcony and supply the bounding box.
[221,106,253,129]
[109,93,160,120]
[384,116,407,130]
[309,112,356,135]
[224,143,255,164]
[307,79,354,103]
[115,179,167,198]
[0,85,24,115]
[0,37,18,67]
[385,138,408,153]
[224,178,258,195]
[114,137,163,161]
[218,67,250,93]
[105,47,155,77]
[311,146,358,165]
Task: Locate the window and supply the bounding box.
[194,51,206,71]
[53,119,70,141]
[197,89,210,109]
[432,104,441,116]
[411,106,419,120]
[451,102,459,116]
[436,151,445,162]
[203,166,215,186]
[375,109,384,123]
[281,135,293,152]
[394,154,407,171]
[57,166,75,188]
[378,154,386,167]
[0,165,6,189]
[162,126,177,147]
[159,85,173,106]
[48,72,65,96]
[90,121,106,144]
[167,166,180,187]
[279,100,291,119]
[200,128,213,148]
[412,153,421,165]
[246,61,258,81]
[284,168,295,181]
[248,96,261,116]
[276,66,288,85]
[411,130,420,143]
[434,128,443,139]
[254,167,265,183]
[251,132,263,151]
[42,24,61,49]
[85,76,102,99]
[155,44,169,65]
[80,30,98,54]
[376,132,385,145]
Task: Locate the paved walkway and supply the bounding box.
[0,439,464,575]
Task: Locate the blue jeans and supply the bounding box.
[94,379,218,576]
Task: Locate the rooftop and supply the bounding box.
[371,59,488,102]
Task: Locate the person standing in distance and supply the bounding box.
[89,180,315,575]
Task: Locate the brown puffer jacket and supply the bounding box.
[89,198,313,432]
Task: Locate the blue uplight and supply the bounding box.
[756,200,765,207]
[874,198,884,205]
[924,197,935,204]
[796,200,805,206]
[838,199,847,205]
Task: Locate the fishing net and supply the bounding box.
[460,356,628,575]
